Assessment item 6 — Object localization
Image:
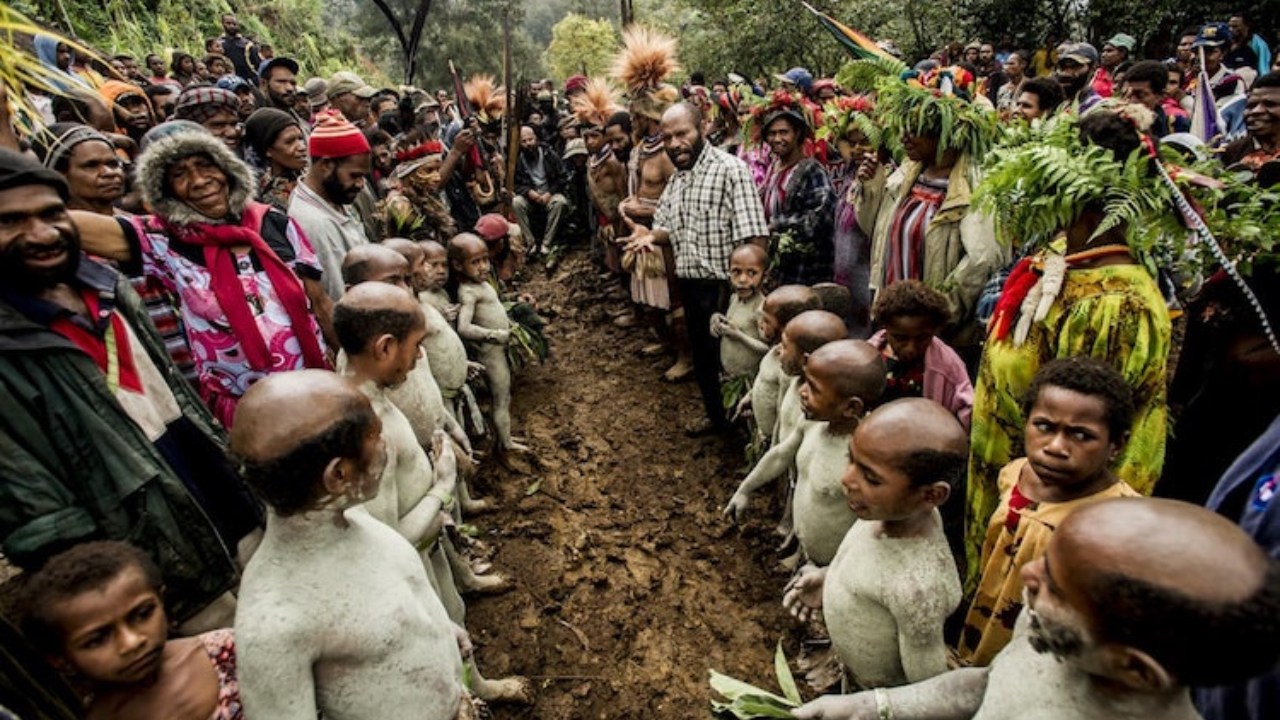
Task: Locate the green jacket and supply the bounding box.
[0,265,244,623]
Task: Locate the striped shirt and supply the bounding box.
[885,176,948,285]
[654,143,768,281]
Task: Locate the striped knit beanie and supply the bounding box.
[308,109,370,158]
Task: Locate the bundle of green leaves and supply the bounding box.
[709,642,802,719]
[871,71,999,165]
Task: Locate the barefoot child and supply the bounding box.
[737,285,821,446]
[711,244,770,396]
[333,285,523,703]
[783,398,966,689]
[417,239,486,432]
[957,356,1139,666]
[725,339,886,566]
[450,233,527,454]
[21,541,243,720]
[231,370,468,719]
[869,280,973,428]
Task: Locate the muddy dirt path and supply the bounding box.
[467,251,797,718]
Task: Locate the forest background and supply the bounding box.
[11,0,1280,100]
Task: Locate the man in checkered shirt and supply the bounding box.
[626,102,768,435]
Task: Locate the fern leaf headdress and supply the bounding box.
[872,66,998,164]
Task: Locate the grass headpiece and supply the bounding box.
[611,26,681,120]
[872,66,997,164]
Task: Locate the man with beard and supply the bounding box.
[624,102,768,435]
[289,110,373,299]
[0,149,260,635]
[328,71,378,128]
[512,125,570,257]
[1054,43,1102,112]
[793,498,1280,719]
[259,56,302,121]
[218,12,261,83]
[604,110,633,164]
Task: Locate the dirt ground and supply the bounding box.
[467,250,799,719]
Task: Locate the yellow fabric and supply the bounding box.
[964,262,1170,591]
[957,458,1139,665]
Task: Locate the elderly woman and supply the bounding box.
[244,107,307,211]
[71,125,333,427]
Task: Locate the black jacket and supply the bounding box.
[514,144,568,198]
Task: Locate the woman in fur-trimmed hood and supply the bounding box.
[77,127,332,427]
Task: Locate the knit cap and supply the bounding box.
[308,110,370,158]
[174,85,240,124]
[245,108,301,158]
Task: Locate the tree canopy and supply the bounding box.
[544,13,617,82]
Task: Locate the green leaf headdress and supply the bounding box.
[872,66,998,164]
[814,94,881,151]
[974,110,1171,255]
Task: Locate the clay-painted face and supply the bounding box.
[404,253,429,293]
[362,257,411,293]
[1023,385,1121,492]
[882,314,938,367]
[409,155,443,194]
[728,252,765,299]
[45,565,168,686]
[454,241,491,283]
[422,246,449,290]
[349,416,388,502]
[758,304,782,344]
[382,322,427,389]
[798,357,847,422]
[1021,541,1101,666]
[840,423,930,522]
[779,326,805,376]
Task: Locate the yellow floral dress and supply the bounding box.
[957,458,1139,665]
[964,262,1170,589]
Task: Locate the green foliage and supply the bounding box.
[543,13,616,82]
[873,75,998,164]
[709,642,801,718]
[833,54,905,93]
[974,115,1171,256]
[504,299,549,370]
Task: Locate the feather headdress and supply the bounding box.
[571,78,621,130]
[464,75,506,123]
[611,26,682,120]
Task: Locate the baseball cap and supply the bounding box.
[258,56,299,78]
[328,71,377,99]
[216,75,252,93]
[1194,22,1231,48]
[1059,42,1100,66]
[562,137,587,160]
[774,67,814,93]
[303,77,328,108]
[1103,33,1136,53]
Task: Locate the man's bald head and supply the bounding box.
[855,398,969,487]
[763,284,821,330]
[342,244,410,289]
[661,101,703,129]
[333,281,425,355]
[231,370,378,515]
[1056,498,1280,686]
[805,339,886,402]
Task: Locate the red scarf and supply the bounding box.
[163,201,327,372]
[49,289,143,393]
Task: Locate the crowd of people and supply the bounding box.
[1,6,1280,720]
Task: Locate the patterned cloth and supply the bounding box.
[958,458,1138,666]
[762,157,836,286]
[118,209,327,428]
[965,262,1171,590]
[257,170,299,213]
[885,176,948,286]
[654,144,768,281]
[198,628,244,720]
[831,162,874,335]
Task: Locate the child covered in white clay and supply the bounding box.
[711,244,769,386]
[784,398,966,690]
[735,285,821,446]
[450,233,528,454]
[725,335,884,566]
[21,541,244,720]
[333,284,524,704]
[230,370,468,720]
[417,238,486,430]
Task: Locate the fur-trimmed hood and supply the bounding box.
[135,129,257,226]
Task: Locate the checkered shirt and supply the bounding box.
[654,143,768,280]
